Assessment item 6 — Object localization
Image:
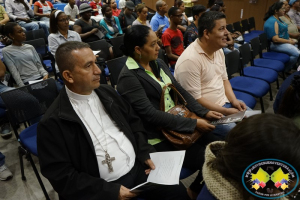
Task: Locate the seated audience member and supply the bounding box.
[132,3,151,27]
[213,0,226,13]
[206,0,214,11]
[210,4,222,12]
[0,5,9,25]
[75,0,88,8]
[287,0,300,27]
[183,5,205,47]
[277,75,300,128]
[174,0,190,33]
[0,31,12,60]
[162,7,184,70]
[118,1,136,32]
[74,3,106,42]
[48,10,81,73]
[64,0,80,23]
[175,12,247,133]
[118,0,126,11]
[264,2,300,74]
[280,0,300,44]
[110,0,121,16]
[202,114,300,199]
[117,25,226,199]
[2,22,48,87]
[5,0,49,36]
[37,41,190,200]
[100,4,123,39]
[131,0,141,6]
[150,0,169,33]
[90,0,103,22]
[274,71,300,113]
[0,152,13,181]
[33,0,53,30]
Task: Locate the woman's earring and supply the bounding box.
[139,54,142,59]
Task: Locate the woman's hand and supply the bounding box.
[91,28,99,34]
[196,118,215,133]
[43,74,48,80]
[205,111,223,120]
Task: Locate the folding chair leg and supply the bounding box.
[269,84,273,101]
[18,146,26,181]
[260,97,265,113]
[27,153,50,200]
[276,78,279,89]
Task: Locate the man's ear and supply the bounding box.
[203,29,210,40]
[62,70,74,84]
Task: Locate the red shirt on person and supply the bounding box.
[162,28,184,65]
[34,1,53,14]
[112,8,121,17]
[89,1,102,16]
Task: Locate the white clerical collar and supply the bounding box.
[65,86,95,101]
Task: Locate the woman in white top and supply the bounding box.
[132,3,151,28]
[48,10,81,72]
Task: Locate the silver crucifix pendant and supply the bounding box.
[102,152,115,173]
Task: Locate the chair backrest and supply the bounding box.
[226,24,234,33]
[250,37,261,57]
[225,50,241,78]
[239,43,252,66]
[0,79,58,137]
[248,17,256,30]
[259,32,269,51]
[106,56,127,88]
[158,48,169,66]
[23,38,47,56]
[241,19,249,33]
[53,3,67,11]
[25,29,47,43]
[147,12,155,21]
[110,35,124,58]
[233,21,242,32]
[88,39,110,61]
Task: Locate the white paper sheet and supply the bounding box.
[28,79,43,84]
[93,50,101,55]
[244,110,261,118]
[130,151,185,191]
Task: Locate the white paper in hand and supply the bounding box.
[130,151,185,192]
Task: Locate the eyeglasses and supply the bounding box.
[58,18,70,22]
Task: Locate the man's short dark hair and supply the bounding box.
[168,6,179,18]
[156,0,164,11]
[192,5,206,20]
[198,11,226,39]
[55,41,90,74]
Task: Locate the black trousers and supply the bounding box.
[154,133,220,194]
[112,160,190,200]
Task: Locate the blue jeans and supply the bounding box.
[0,84,14,108]
[223,43,241,55]
[0,152,5,166]
[211,100,252,139]
[38,18,50,37]
[18,21,39,31]
[270,43,300,72]
[18,21,49,37]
